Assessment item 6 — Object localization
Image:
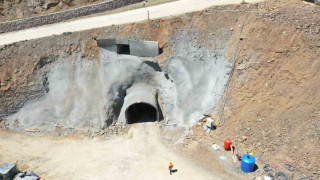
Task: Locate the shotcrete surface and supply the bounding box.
[7,45,231,130]
[118,83,158,123]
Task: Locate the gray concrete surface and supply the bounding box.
[6,50,169,130]
[6,42,231,129]
[129,40,159,57]
[97,39,117,47]
[97,39,118,52]
[118,83,159,124]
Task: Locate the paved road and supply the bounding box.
[0,0,262,46]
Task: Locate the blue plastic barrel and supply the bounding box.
[241,154,255,172]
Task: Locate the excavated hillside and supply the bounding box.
[0,0,320,179]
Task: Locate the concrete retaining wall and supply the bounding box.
[0,0,144,34]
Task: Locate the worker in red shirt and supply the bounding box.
[168,161,174,175]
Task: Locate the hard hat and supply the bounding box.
[169,161,172,164]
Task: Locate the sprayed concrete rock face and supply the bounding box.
[7,43,231,131]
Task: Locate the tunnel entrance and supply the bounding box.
[125,103,157,124]
[117,44,130,55]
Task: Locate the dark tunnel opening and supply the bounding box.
[117,44,130,55]
[125,103,157,124]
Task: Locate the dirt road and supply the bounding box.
[0,122,234,180]
[0,0,263,46]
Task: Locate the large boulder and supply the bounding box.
[315,0,320,5]
[0,163,19,180]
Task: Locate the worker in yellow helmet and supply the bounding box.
[168,161,174,175]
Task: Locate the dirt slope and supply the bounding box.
[212,0,320,178]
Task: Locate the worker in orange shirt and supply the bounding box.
[168,161,174,175]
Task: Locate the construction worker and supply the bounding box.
[168,161,174,175]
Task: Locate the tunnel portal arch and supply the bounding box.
[117,84,160,124]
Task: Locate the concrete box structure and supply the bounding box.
[97,39,159,57]
[97,39,118,52]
